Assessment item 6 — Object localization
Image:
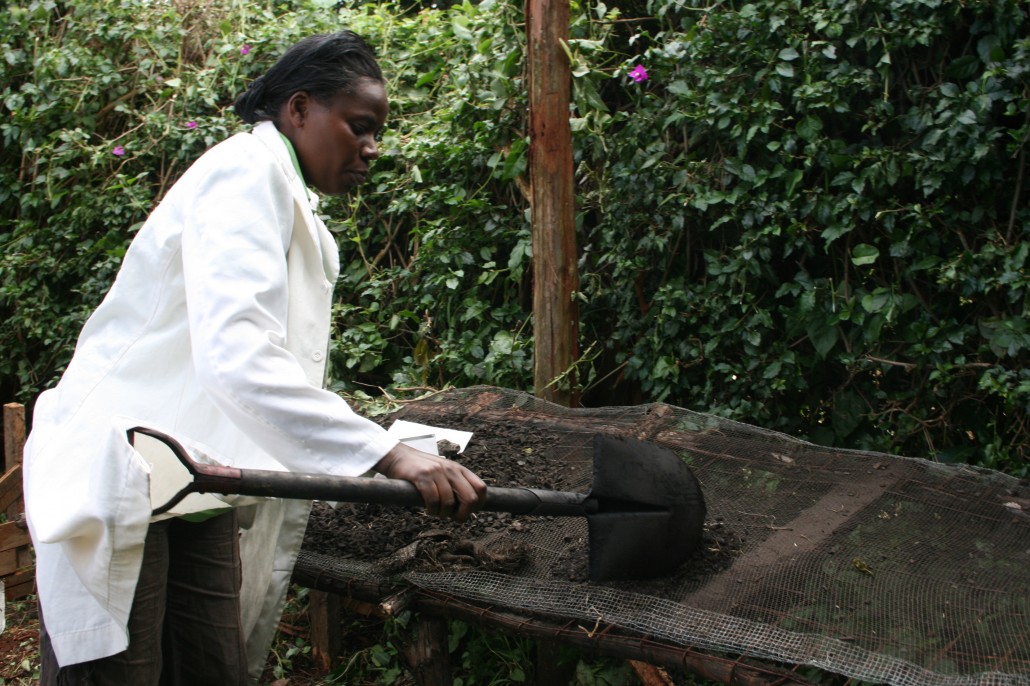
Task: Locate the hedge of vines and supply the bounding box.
[1,0,1027,475]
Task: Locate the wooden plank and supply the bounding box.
[0,520,31,553]
[526,0,579,407]
[3,567,35,601]
[414,592,820,686]
[628,660,677,686]
[0,464,23,514]
[0,549,17,577]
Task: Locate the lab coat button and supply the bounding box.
[312,350,324,362]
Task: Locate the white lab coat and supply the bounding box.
[23,121,398,678]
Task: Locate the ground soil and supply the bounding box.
[0,598,40,684]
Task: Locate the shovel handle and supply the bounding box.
[189,462,593,517]
[133,426,595,518]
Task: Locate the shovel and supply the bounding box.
[130,426,706,581]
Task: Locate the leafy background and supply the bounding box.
[1,0,1027,476]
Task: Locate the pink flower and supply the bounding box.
[112,145,125,157]
[629,64,649,83]
[240,44,251,56]
[186,120,198,129]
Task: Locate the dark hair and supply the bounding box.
[234,31,384,124]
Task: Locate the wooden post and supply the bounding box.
[527,0,579,407]
[537,639,577,686]
[308,589,342,673]
[398,615,451,686]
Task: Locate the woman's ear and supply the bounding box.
[283,91,311,128]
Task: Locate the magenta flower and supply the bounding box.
[112,145,125,157]
[240,44,251,56]
[186,120,198,129]
[629,64,649,83]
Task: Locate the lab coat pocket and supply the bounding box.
[53,420,153,611]
[25,415,150,548]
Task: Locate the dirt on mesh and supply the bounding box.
[301,407,741,597]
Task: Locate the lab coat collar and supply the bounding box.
[251,121,321,212]
[249,121,337,280]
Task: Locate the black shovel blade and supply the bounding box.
[586,434,706,581]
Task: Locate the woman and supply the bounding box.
[23,31,486,685]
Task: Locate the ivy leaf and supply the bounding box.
[573,77,608,113]
[667,80,690,96]
[832,389,865,439]
[785,168,804,197]
[861,290,892,313]
[807,320,839,358]
[762,358,782,379]
[851,243,880,266]
[979,318,1030,357]
[796,115,823,142]
[451,15,473,41]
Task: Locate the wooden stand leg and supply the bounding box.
[399,615,451,686]
[537,640,577,686]
[308,589,341,673]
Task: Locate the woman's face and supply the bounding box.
[282,78,388,196]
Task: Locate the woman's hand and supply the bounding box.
[373,443,487,521]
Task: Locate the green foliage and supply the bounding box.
[320,0,533,393]
[0,0,300,398]
[573,658,635,686]
[2,0,1028,474]
[449,620,532,685]
[567,0,1029,473]
[324,614,621,686]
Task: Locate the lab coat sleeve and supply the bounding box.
[179,143,396,477]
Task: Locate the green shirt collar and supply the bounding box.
[279,132,305,186]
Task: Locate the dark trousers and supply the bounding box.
[39,510,248,686]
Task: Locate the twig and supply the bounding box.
[865,355,916,370]
[1007,106,1028,244]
